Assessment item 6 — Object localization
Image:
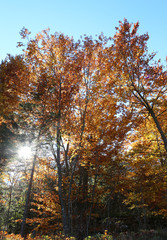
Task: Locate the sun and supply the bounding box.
[18,146,32,158]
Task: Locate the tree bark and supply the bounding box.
[132,88,167,162]
[20,148,38,237]
[56,118,69,235]
[20,129,41,237]
[50,79,70,235]
[149,108,167,160]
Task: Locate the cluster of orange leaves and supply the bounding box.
[0,231,74,240]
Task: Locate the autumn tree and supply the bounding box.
[17,28,133,238]
[18,28,84,236]
[0,55,30,168]
[25,157,62,234]
[105,19,167,161]
[122,116,167,223]
[1,20,166,238]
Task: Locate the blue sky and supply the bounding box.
[0,0,167,64]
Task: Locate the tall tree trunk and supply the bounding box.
[20,129,41,237]
[56,118,69,235]
[149,108,167,157]
[20,147,38,237]
[132,89,167,162]
[50,80,69,235]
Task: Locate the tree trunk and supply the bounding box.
[132,89,167,162]
[50,80,70,235]
[56,118,69,235]
[20,149,38,237]
[149,108,167,159]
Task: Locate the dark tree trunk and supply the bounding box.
[20,150,37,237]
[57,118,69,235]
[132,88,167,163]
[149,108,167,156]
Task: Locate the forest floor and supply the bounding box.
[1,228,167,240]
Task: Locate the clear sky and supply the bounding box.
[0,0,167,64]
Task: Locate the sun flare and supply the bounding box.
[18,146,32,158]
